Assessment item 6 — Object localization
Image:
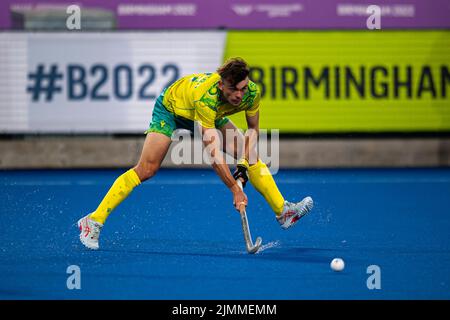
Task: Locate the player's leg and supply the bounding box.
[89,89,176,226]
[78,132,171,249]
[91,132,172,224]
[133,132,172,181]
[78,90,175,249]
[218,120,313,229]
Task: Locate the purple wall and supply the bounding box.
[1,0,449,29]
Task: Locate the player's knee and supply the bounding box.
[134,162,160,181]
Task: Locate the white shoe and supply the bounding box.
[77,214,103,250]
[277,197,313,229]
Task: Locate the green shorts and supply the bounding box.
[145,89,229,138]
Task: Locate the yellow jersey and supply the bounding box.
[162,72,260,128]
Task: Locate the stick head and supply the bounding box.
[247,237,262,254]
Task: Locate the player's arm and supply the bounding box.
[233,83,261,186]
[232,111,260,187]
[200,124,248,210]
[244,110,259,163]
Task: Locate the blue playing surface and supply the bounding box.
[0,168,449,299]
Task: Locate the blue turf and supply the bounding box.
[0,168,449,299]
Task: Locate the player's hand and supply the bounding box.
[233,159,249,188]
[232,186,248,212]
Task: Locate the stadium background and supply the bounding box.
[1,0,450,301]
[1,0,449,168]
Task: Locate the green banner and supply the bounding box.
[224,31,450,133]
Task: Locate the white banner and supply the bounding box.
[0,32,226,133]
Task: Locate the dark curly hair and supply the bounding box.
[217,57,249,86]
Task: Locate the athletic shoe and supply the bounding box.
[277,197,313,229]
[77,214,103,250]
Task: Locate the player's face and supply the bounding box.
[219,77,249,106]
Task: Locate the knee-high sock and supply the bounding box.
[248,160,284,215]
[90,169,141,224]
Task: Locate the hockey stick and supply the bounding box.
[237,180,262,254]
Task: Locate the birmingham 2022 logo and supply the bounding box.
[26,63,179,102]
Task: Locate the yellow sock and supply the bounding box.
[248,160,285,215]
[90,169,141,224]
